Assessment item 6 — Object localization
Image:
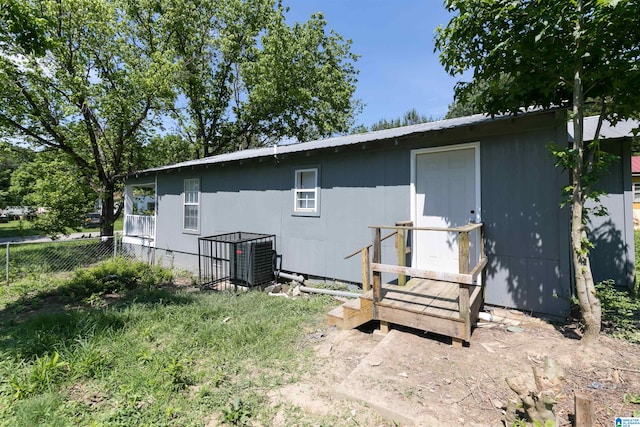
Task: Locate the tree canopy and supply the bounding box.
[0,0,175,235]
[368,108,435,131]
[0,142,34,209]
[436,0,640,120]
[436,0,640,344]
[164,0,360,158]
[0,0,361,236]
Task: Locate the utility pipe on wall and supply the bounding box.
[276,271,305,283]
[299,285,361,299]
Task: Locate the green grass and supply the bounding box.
[0,218,123,239]
[0,219,38,239]
[0,259,336,426]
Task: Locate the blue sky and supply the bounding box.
[283,1,463,128]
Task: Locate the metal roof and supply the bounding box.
[567,116,639,142]
[132,112,508,175]
[132,110,637,177]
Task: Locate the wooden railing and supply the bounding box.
[344,221,413,291]
[124,214,156,238]
[367,223,486,336]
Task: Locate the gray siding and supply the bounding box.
[152,148,410,283]
[589,140,635,288]
[129,110,634,317]
[481,120,571,316]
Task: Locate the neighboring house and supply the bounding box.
[123,110,635,318]
[632,156,640,227]
[2,206,37,220]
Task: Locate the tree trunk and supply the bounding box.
[571,195,601,344]
[571,0,601,344]
[100,186,116,237]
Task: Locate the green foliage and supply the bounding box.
[222,398,253,426]
[0,143,34,209]
[368,108,435,132]
[624,393,640,404]
[0,217,122,240]
[436,0,640,119]
[10,152,97,237]
[596,280,640,343]
[0,218,37,239]
[162,357,192,391]
[9,352,68,400]
[165,0,360,156]
[0,0,176,236]
[547,139,618,256]
[511,417,527,427]
[0,0,51,55]
[65,258,172,299]
[142,134,195,168]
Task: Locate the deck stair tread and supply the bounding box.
[327,305,344,319]
[327,292,374,329]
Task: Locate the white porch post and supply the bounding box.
[124,185,133,235]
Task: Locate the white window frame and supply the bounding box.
[294,168,318,213]
[634,182,640,203]
[183,178,200,232]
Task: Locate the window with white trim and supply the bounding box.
[635,182,640,203]
[294,168,318,212]
[183,178,199,231]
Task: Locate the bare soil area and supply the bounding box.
[272,308,640,426]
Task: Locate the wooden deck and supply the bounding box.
[328,278,484,346]
[327,222,486,347]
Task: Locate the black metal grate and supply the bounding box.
[198,232,276,289]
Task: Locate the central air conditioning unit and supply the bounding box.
[229,240,274,287]
[198,232,276,289]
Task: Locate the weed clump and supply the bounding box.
[64,258,173,299]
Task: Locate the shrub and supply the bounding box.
[64,258,173,299]
[596,280,640,343]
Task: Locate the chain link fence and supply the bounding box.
[0,234,158,285]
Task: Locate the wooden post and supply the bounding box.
[479,224,485,260]
[480,225,487,304]
[574,393,594,427]
[459,284,471,342]
[396,227,406,286]
[457,230,471,346]
[361,248,370,292]
[458,230,470,275]
[379,321,389,334]
[372,227,382,307]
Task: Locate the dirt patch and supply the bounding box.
[271,309,640,426]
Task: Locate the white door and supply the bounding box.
[413,145,479,274]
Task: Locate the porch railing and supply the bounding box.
[124,214,156,238]
[368,222,487,341]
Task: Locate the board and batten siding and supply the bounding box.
[127,110,633,317]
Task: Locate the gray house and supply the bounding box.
[123,110,635,317]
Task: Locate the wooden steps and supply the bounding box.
[327,290,374,329]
